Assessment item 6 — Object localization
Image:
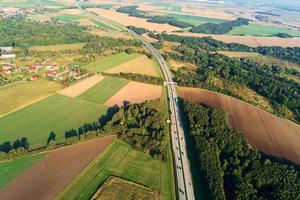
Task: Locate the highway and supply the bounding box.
[128,30,195,200]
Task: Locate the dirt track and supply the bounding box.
[178,87,300,165]
[0,135,116,200]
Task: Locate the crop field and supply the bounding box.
[178,87,300,165]
[162,12,228,26]
[89,19,116,31]
[0,0,36,8]
[0,153,46,188]
[83,53,140,73]
[0,94,108,149]
[105,55,162,77]
[0,80,61,116]
[92,177,160,200]
[40,0,66,6]
[228,23,300,37]
[0,136,116,200]
[29,43,85,51]
[53,14,85,22]
[105,81,162,107]
[56,140,174,200]
[80,77,128,104]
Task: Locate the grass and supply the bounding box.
[54,14,85,22]
[83,53,141,73]
[0,80,61,116]
[0,94,108,149]
[163,12,228,26]
[228,22,300,36]
[29,43,85,51]
[80,77,128,104]
[0,0,36,8]
[0,153,46,188]
[39,0,65,6]
[89,19,116,31]
[167,6,182,12]
[56,140,174,200]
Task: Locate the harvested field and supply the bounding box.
[0,135,116,200]
[105,55,161,77]
[91,177,160,200]
[105,81,162,107]
[87,8,180,32]
[58,75,104,98]
[29,43,85,51]
[172,32,300,47]
[178,87,300,165]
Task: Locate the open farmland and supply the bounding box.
[56,140,174,200]
[0,94,108,149]
[29,43,85,51]
[89,19,116,31]
[0,153,46,188]
[0,80,61,116]
[92,177,160,200]
[87,8,180,32]
[178,87,300,165]
[58,75,104,98]
[83,53,140,73]
[105,55,162,77]
[105,81,162,107]
[53,14,85,22]
[0,135,116,200]
[81,77,128,104]
[172,32,300,47]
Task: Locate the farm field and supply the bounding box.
[0,94,108,149]
[172,32,300,47]
[0,80,62,116]
[80,77,128,104]
[89,19,116,31]
[0,0,36,8]
[83,53,140,73]
[178,87,300,165]
[92,177,159,200]
[0,153,46,188]
[29,43,85,51]
[56,140,174,200]
[105,81,162,107]
[58,75,104,98]
[53,14,85,22]
[0,135,116,200]
[105,55,162,77]
[228,23,300,37]
[87,8,180,32]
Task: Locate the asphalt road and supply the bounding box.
[128,30,195,200]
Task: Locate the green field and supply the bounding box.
[0,0,36,8]
[228,23,300,36]
[163,12,228,25]
[83,53,141,73]
[0,94,108,148]
[54,14,85,22]
[89,19,116,31]
[39,0,66,6]
[0,80,61,116]
[80,77,128,104]
[167,6,182,12]
[29,43,85,51]
[56,140,175,200]
[0,153,46,188]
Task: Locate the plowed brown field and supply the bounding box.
[0,135,116,200]
[178,87,300,164]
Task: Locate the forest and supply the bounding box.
[190,18,249,34]
[102,72,164,85]
[127,26,149,35]
[182,100,300,200]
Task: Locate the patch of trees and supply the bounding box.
[117,6,192,28]
[190,18,249,34]
[102,72,164,85]
[127,26,149,35]
[0,76,11,86]
[0,137,29,160]
[64,100,167,160]
[257,46,300,65]
[272,32,293,38]
[182,100,300,200]
[0,16,97,47]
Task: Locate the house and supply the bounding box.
[2,65,12,71]
[14,66,21,72]
[31,75,40,80]
[28,66,38,73]
[44,70,56,77]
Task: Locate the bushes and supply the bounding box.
[103,72,164,85]
[127,26,149,35]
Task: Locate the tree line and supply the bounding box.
[0,137,29,160]
[182,100,300,200]
[102,72,164,85]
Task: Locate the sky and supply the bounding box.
[228,0,300,8]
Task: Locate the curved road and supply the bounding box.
[128,30,195,200]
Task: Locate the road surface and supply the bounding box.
[128,30,195,200]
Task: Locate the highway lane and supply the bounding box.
[128,30,195,200]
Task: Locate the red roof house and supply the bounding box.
[31,75,40,80]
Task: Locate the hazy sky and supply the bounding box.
[229,0,300,8]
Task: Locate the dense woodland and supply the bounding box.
[182,100,300,200]
[103,72,164,85]
[65,100,167,160]
[190,18,249,34]
[127,26,149,35]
